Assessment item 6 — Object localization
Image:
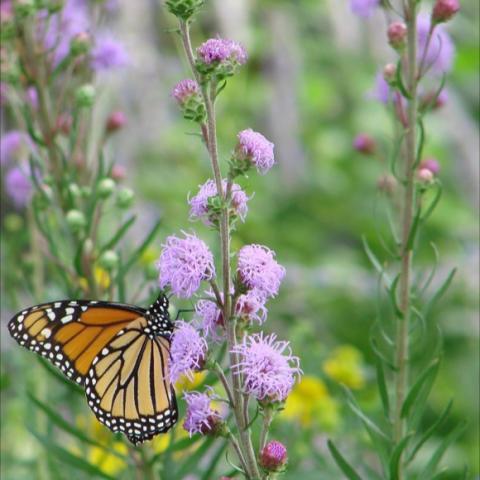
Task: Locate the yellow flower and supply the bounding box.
[151,433,171,454]
[140,246,160,266]
[88,442,128,476]
[175,371,207,394]
[281,375,340,430]
[94,267,111,289]
[323,345,366,390]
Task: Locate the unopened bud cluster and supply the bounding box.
[166,0,204,20]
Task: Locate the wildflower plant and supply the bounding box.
[332,1,465,479]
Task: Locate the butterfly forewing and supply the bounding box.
[7,294,178,444]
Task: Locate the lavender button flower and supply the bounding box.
[91,34,129,71]
[183,391,221,437]
[237,244,285,300]
[235,291,268,325]
[236,129,275,175]
[260,440,288,471]
[172,79,200,105]
[169,321,207,383]
[232,333,301,402]
[156,232,215,298]
[197,37,247,66]
[350,0,380,18]
[5,167,32,208]
[189,179,249,226]
[417,13,455,74]
[0,131,32,166]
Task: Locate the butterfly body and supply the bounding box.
[8,294,178,445]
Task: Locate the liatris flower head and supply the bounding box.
[189,178,249,227]
[91,34,129,71]
[235,290,268,325]
[417,168,434,184]
[156,232,215,298]
[432,0,460,23]
[0,131,32,166]
[353,133,376,155]
[417,13,455,75]
[5,166,32,208]
[350,0,380,18]
[106,111,127,133]
[237,244,285,300]
[172,79,205,122]
[232,129,275,176]
[183,390,223,437]
[169,321,207,383]
[232,332,301,403]
[419,158,441,175]
[260,440,288,472]
[196,37,247,80]
[166,0,204,20]
[388,21,407,50]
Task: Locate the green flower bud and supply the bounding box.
[116,188,134,209]
[75,84,96,108]
[99,250,119,270]
[66,209,87,231]
[166,0,204,20]
[145,263,158,281]
[68,183,81,198]
[70,32,91,56]
[81,186,92,198]
[97,178,116,199]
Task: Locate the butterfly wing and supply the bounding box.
[8,300,145,385]
[85,316,178,444]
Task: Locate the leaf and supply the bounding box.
[200,442,228,480]
[414,118,426,168]
[175,437,215,479]
[28,428,116,480]
[37,357,84,395]
[419,242,440,298]
[389,434,413,480]
[423,268,456,320]
[374,355,390,418]
[395,60,411,99]
[418,421,467,480]
[407,399,453,463]
[100,215,136,253]
[420,182,442,222]
[387,274,403,319]
[401,359,440,419]
[362,236,391,285]
[327,440,364,480]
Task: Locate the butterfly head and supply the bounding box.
[145,293,173,337]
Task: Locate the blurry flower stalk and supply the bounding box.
[344,1,460,479]
[158,2,302,478]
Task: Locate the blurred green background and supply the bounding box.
[1,0,478,478]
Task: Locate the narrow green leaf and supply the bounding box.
[389,434,413,480]
[414,118,426,168]
[100,215,136,252]
[362,237,391,285]
[175,437,215,479]
[37,357,84,394]
[200,442,228,480]
[405,209,422,251]
[418,421,467,480]
[375,355,390,418]
[327,440,364,480]
[371,338,397,371]
[420,182,442,222]
[401,360,440,419]
[407,399,453,463]
[387,274,403,319]
[423,268,456,319]
[28,428,117,480]
[395,60,411,99]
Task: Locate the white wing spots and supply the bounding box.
[101,348,109,355]
[54,302,61,308]
[44,343,51,350]
[47,311,56,321]
[61,315,73,324]
[17,315,24,323]
[41,328,52,339]
[81,306,88,312]
[69,301,78,306]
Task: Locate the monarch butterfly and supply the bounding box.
[7,293,178,445]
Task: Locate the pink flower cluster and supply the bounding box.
[237,129,275,175]
[197,37,247,66]
[172,79,200,105]
[183,391,221,437]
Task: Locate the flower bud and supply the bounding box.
[66,209,87,231]
[417,168,434,183]
[70,32,91,56]
[377,173,397,194]
[68,183,81,198]
[111,164,127,181]
[75,84,96,108]
[172,79,205,122]
[116,187,134,208]
[97,178,116,198]
[419,158,440,175]
[260,440,288,472]
[387,22,407,50]
[166,0,204,20]
[106,111,127,133]
[432,0,460,23]
[99,250,119,270]
[383,63,397,85]
[353,133,376,155]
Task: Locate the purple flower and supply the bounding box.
[236,129,275,174]
[0,131,32,166]
[369,71,391,104]
[169,321,207,383]
[183,391,221,437]
[26,87,38,110]
[189,179,249,225]
[156,232,215,298]
[419,158,441,175]
[260,440,288,471]
[91,34,129,71]
[353,133,376,155]
[417,13,455,74]
[172,79,200,105]
[5,166,32,208]
[232,333,301,402]
[43,0,90,64]
[237,244,285,300]
[235,291,268,324]
[350,0,380,18]
[197,37,247,66]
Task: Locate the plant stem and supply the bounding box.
[394,1,418,477]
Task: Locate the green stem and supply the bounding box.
[394,2,418,477]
